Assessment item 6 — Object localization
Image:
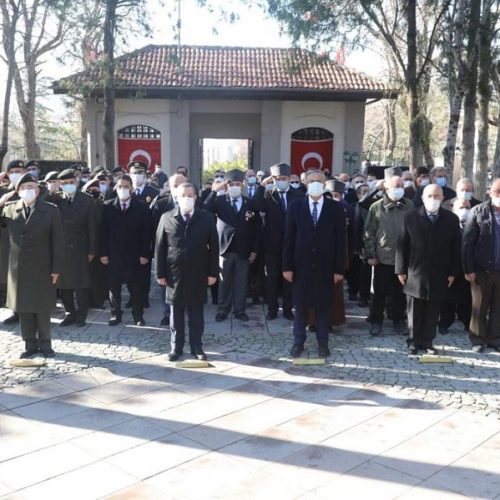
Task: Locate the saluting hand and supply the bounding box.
[0,190,16,206]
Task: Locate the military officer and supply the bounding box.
[0,173,64,358]
[129,161,159,206]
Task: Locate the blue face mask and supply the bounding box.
[246,176,257,186]
[62,183,77,195]
[275,180,289,192]
[435,177,447,188]
[307,182,324,197]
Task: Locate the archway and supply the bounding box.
[118,125,161,172]
[290,127,334,175]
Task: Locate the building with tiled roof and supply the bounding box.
[54,45,396,177]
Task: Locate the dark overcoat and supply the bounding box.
[395,206,461,301]
[155,208,219,306]
[53,191,98,289]
[99,197,152,283]
[283,196,346,308]
[1,199,64,312]
[0,186,18,284]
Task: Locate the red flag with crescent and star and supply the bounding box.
[118,137,161,172]
[290,138,334,175]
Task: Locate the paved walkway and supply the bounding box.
[0,289,499,498]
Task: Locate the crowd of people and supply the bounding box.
[0,158,499,362]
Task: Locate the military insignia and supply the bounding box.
[245,210,254,221]
[146,196,152,203]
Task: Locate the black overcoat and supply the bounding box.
[155,208,219,306]
[282,196,346,308]
[395,206,461,301]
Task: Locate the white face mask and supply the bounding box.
[367,180,377,189]
[388,187,405,201]
[19,188,36,204]
[403,180,413,188]
[228,185,242,199]
[492,197,500,208]
[178,196,195,213]
[116,187,130,201]
[307,181,324,197]
[455,208,470,221]
[130,173,144,186]
[424,198,441,213]
[9,172,22,185]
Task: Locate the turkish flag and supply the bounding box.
[118,138,161,172]
[290,138,334,175]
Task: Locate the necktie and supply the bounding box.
[232,199,238,214]
[25,206,31,219]
[185,213,191,224]
[135,189,140,196]
[279,192,287,213]
[122,203,127,212]
[312,201,318,225]
[429,213,437,223]
[249,187,253,198]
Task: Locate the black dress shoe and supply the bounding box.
[191,348,207,361]
[3,312,20,326]
[290,343,304,357]
[306,324,316,332]
[234,313,249,321]
[425,346,439,356]
[407,346,418,356]
[135,319,145,327]
[108,315,122,326]
[160,316,170,326]
[266,312,277,321]
[283,310,295,320]
[369,323,382,336]
[41,348,55,358]
[168,351,182,361]
[215,313,227,322]
[60,314,76,327]
[472,345,485,353]
[318,345,331,358]
[20,349,39,359]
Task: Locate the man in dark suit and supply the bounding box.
[0,173,64,358]
[283,169,346,358]
[254,162,304,320]
[396,184,461,355]
[155,182,219,361]
[204,169,259,322]
[55,169,98,327]
[99,175,152,326]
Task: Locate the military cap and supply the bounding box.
[26,160,40,169]
[82,178,99,192]
[226,169,245,183]
[256,170,265,177]
[81,167,91,174]
[269,162,291,177]
[6,159,25,171]
[127,161,147,172]
[384,166,403,179]
[415,166,430,176]
[93,165,105,174]
[44,170,59,182]
[15,173,36,190]
[111,166,124,174]
[69,163,83,172]
[57,168,77,180]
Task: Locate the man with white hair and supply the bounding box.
[443,178,482,211]
[364,167,414,335]
[396,184,461,355]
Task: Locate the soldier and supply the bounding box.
[54,169,98,327]
[129,161,159,206]
[0,173,64,358]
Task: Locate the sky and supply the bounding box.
[1,0,384,119]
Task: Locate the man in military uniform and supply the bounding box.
[129,161,159,206]
[0,159,26,324]
[0,173,64,358]
[53,169,98,326]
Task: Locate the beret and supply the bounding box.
[7,159,25,171]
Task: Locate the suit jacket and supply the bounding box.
[1,199,64,313]
[203,191,259,259]
[155,208,219,306]
[395,206,461,301]
[254,187,304,257]
[99,197,152,282]
[283,196,346,307]
[132,184,160,207]
[53,191,98,290]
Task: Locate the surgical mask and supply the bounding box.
[130,173,144,186]
[228,185,242,199]
[61,183,77,195]
[290,182,300,189]
[307,181,324,197]
[99,183,107,194]
[420,178,430,187]
[424,198,441,213]
[388,187,404,201]
[214,176,225,183]
[81,176,89,183]
[458,191,473,201]
[18,188,36,203]
[116,188,130,201]
[275,180,289,192]
[456,208,470,221]
[8,172,22,185]
[246,176,257,186]
[178,196,195,213]
[492,197,500,208]
[27,169,40,178]
[367,180,377,189]
[403,180,413,188]
[435,177,447,188]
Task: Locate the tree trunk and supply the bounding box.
[407,0,420,171]
[419,114,435,168]
[79,101,88,162]
[102,0,117,168]
[474,0,493,199]
[460,0,481,178]
[493,104,500,179]
[443,90,464,172]
[0,50,14,167]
